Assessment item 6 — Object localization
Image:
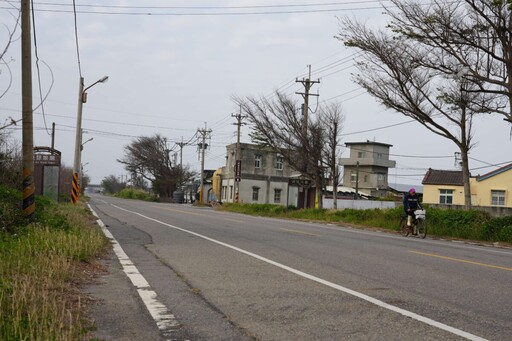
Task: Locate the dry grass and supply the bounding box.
[0,202,109,341]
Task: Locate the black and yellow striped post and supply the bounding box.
[22,169,35,217]
[71,172,80,204]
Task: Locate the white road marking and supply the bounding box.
[110,204,488,341]
[88,204,180,340]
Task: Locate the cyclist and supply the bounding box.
[403,188,422,233]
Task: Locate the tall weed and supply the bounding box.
[0,196,108,341]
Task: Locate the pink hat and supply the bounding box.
[409,188,416,193]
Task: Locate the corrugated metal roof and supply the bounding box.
[422,168,464,186]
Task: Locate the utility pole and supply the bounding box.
[332,120,338,210]
[51,122,56,149]
[232,108,246,203]
[296,65,320,208]
[21,0,35,217]
[354,161,360,200]
[72,77,85,204]
[176,137,186,170]
[197,124,212,205]
[71,76,108,204]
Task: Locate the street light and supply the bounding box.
[71,76,108,204]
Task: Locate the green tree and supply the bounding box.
[118,134,194,201]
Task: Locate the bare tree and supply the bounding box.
[382,0,512,125]
[320,103,344,209]
[337,13,498,209]
[118,134,194,201]
[236,92,344,209]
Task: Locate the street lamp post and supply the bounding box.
[71,76,108,204]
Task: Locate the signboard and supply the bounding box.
[235,159,242,182]
[288,178,312,188]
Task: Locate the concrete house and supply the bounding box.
[472,163,512,208]
[339,141,396,197]
[422,169,465,205]
[221,143,299,206]
[422,164,512,210]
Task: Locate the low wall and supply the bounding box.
[323,198,398,210]
[429,204,512,218]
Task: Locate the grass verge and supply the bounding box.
[0,187,109,341]
[218,203,512,244]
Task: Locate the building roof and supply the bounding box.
[422,168,464,186]
[344,141,393,147]
[476,162,512,182]
[388,184,423,194]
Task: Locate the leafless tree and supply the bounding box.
[337,7,500,209]
[382,0,512,124]
[236,92,344,209]
[118,134,194,201]
[320,103,345,209]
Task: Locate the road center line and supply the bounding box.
[409,250,512,271]
[152,205,206,217]
[280,228,322,237]
[110,204,488,341]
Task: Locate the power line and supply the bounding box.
[10,1,392,16]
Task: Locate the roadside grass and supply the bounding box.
[0,187,109,341]
[218,203,512,244]
[115,188,158,202]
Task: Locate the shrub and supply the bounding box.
[115,188,157,201]
[482,216,512,243]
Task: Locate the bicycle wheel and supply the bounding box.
[399,216,410,237]
[416,219,427,239]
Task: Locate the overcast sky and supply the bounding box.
[1,0,511,187]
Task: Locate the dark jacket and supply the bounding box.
[403,193,421,212]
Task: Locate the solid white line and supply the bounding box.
[110,204,488,341]
[87,204,179,340]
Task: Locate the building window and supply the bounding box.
[491,190,506,206]
[377,153,383,159]
[254,154,262,168]
[230,186,233,199]
[350,171,357,183]
[439,189,454,204]
[363,175,368,183]
[276,155,284,170]
[358,151,366,158]
[274,189,282,203]
[377,174,385,181]
[252,187,260,201]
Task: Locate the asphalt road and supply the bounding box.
[87,194,512,341]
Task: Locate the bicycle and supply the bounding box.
[399,209,427,239]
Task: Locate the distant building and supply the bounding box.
[339,141,396,197]
[221,143,299,206]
